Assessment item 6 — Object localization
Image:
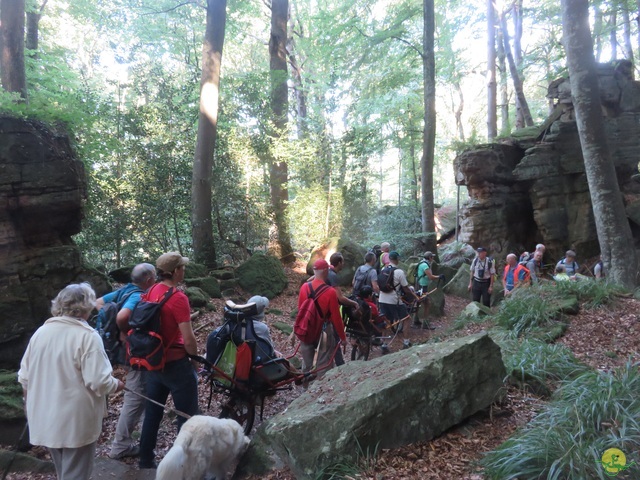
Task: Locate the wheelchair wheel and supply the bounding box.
[219,396,255,435]
[351,338,370,361]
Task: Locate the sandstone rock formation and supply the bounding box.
[236,253,288,299]
[307,237,367,286]
[455,61,640,264]
[0,117,108,369]
[242,333,505,478]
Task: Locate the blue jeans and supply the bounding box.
[139,357,199,465]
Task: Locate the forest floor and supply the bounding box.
[4,260,639,480]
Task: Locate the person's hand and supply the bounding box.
[288,332,296,347]
[488,285,493,294]
[340,339,347,348]
[116,379,125,393]
[467,282,472,292]
[439,274,446,281]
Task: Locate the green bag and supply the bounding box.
[216,340,237,387]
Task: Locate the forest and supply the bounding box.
[0,0,613,269]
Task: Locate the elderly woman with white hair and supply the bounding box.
[18,282,124,480]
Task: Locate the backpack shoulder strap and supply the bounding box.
[116,286,144,309]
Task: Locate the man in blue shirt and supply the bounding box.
[96,263,156,460]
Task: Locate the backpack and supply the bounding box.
[93,287,141,366]
[406,260,426,286]
[519,253,533,266]
[126,287,176,371]
[293,282,331,344]
[377,265,397,293]
[471,257,493,279]
[369,245,383,273]
[352,265,373,295]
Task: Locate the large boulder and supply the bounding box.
[236,253,287,299]
[0,117,108,369]
[307,238,367,286]
[184,277,221,299]
[243,333,505,478]
[443,263,471,299]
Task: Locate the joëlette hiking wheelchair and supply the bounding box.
[342,296,394,361]
[193,300,339,435]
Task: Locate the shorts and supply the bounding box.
[379,303,410,332]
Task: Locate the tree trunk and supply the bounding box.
[0,0,27,99]
[421,0,436,234]
[454,81,465,141]
[486,0,497,139]
[496,27,509,134]
[610,11,617,59]
[287,3,308,140]
[268,0,294,263]
[26,0,47,55]
[622,6,633,60]
[191,0,227,268]
[594,6,603,62]
[500,12,534,127]
[562,0,638,288]
[513,0,524,128]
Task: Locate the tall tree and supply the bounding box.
[421,0,436,235]
[500,10,533,127]
[621,4,633,60]
[0,0,27,99]
[26,0,47,54]
[268,0,294,263]
[512,0,524,128]
[486,0,497,139]
[562,0,638,288]
[192,0,227,267]
[496,27,509,134]
[609,10,617,59]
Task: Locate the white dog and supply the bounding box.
[155,415,250,480]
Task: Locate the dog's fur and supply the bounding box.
[155,415,250,480]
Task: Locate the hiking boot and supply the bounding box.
[402,340,412,349]
[380,343,390,355]
[109,444,140,460]
[411,322,422,329]
[371,337,383,346]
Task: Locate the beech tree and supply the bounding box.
[0,0,27,99]
[562,0,638,288]
[268,0,294,263]
[192,0,227,267]
[421,0,436,235]
[486,0,497,139]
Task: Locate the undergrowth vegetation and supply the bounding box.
[483,361,640,479]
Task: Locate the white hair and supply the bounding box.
[131,263,156,285]
[51,282,96,318]
[535,244,545,252]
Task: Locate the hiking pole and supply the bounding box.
[123,386,192,421]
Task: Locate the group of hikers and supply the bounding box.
[16,241,604,478]
[470,243,605,307]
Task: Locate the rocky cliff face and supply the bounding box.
[0,117,108,369]
[454,61,640,262]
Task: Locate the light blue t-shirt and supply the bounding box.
[102,283,143,311]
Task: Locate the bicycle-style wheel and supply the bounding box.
[219,396,255,435]
[350,338,370,361]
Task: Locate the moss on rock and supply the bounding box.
[236,254,287,299]
[185,277,221,299]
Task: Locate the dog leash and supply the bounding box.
[123,386,192,420]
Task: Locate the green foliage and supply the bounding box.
[493,286,563,337]
[367,204,422,255]
[483,361,640,479]
[552,280,628,310]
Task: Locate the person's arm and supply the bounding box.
[468,261,474,291]
[178,321,198,357]
[399,271,418,301]
[327,292,346,342]
[369,270,380,294]
[335,286,358,309]
[95,297,105,310]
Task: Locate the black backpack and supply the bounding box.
[127,287,176,371]
[377,265,397,293]
[369,245,383,273]
[93,287,141,366]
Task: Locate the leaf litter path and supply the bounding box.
[4,263,638,479]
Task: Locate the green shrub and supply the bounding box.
[552,280,628,309]
[493,287,561,336]
[483,360,640,479]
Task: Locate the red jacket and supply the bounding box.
[297,279,346,341]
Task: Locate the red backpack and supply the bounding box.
[294,282,330,344]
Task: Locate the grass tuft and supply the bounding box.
[551,280,628,309]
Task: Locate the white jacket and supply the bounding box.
[18,316,120,448]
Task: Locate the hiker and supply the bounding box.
[205,294,278,366]
[594,255,606,280]
[358,285,388,333]
[380,242,391,267]
[96,263,156,460]
[327,252,359,366]
[412,251,444,329]
[503,253,530,295]
[352,251,380,296]
[298,259,347,373]
[378,251,419,350]
[139,252,199,470]
[555,250,579,277]
[525,250,544,284]
[18,283,125,480]
[468,247,496,307]
[519,243,545,264]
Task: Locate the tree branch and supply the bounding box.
[140,1,201,16]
